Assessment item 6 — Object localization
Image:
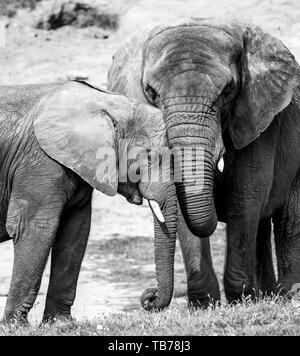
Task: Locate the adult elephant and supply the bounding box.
[0,81,178,322]
[108,18,300,302]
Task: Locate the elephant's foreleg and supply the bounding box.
[224,213,258,303]
[256,218,276,295]
[4,188,67,321]
[177,207,220,308]
[3,155,73,322]
[273,190,300,294]
[43,185,92,321]
[224,134,276,303]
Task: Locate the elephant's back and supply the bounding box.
[0,83,60,118]
[0,83,62,143]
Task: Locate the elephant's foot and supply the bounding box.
[256,277,277,299]
[42,313,73,324]
[225,291,255,305]
[43,312,73,323]
[43,297,73,322]
[3,312,28,325]
[224,271,255,304]
[3,286,42,324]
[188,293,220,309]
[187,269,221,309]
[3,304,31,324]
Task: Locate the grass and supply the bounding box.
[1,298,300,336]
[1,229,300,335]
[2,211,298,336]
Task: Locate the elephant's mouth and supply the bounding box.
[118,182,143,205]
[126,195,143,205]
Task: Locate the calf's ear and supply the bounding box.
[34,82,118,196]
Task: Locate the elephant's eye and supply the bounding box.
[222,80,235,101]
[145,85,158,104]
[222,86,231,100]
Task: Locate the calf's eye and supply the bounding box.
[145,85,157,104]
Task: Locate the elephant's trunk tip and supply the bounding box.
[140,288,171,311]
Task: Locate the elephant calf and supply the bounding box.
[0,81,178,322]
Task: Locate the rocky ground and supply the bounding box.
[0,0,299,323]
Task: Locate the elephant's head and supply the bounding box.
[108,18,300,238]
[33,81,178,310]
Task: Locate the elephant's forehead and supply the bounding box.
[145,25,235,59]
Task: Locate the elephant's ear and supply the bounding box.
[229,24,300,149]
[34,83,118,196]
[107,26,164,101]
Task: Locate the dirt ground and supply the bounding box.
[0,0,299,322]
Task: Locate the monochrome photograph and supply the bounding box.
[0,0,299,340]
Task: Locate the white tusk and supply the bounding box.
[148,200,165,223]
[217,157,224,173]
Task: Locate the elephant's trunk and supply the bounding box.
[141,184,177,311]
[176,147,217,237]
[165,107,218,238]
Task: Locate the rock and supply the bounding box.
[35,0,119,31]
[66,72,89,81]
[0,0,40,18]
